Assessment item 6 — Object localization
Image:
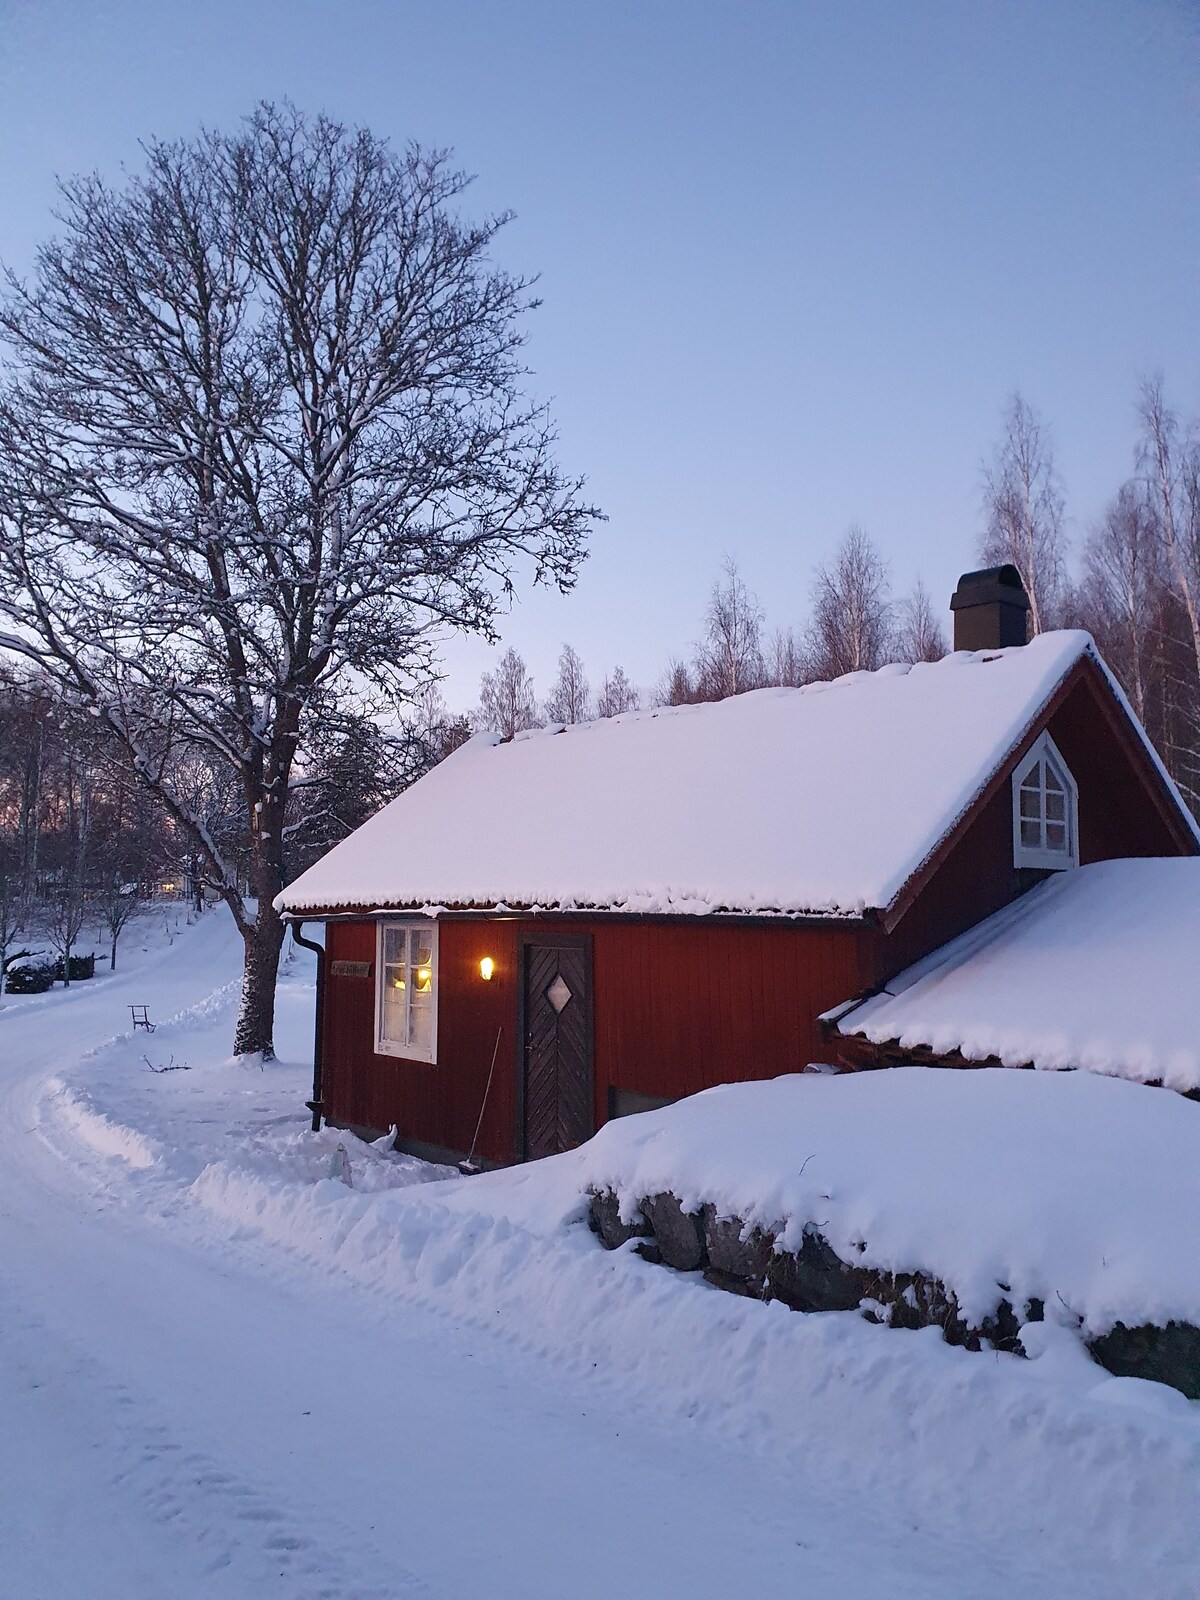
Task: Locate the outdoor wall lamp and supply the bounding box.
[479,956,495,982]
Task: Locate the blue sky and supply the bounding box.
[1,1,1196,710]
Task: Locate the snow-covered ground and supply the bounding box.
[2,909,1198,1598]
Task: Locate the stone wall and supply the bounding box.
[587,1189,1200,1399]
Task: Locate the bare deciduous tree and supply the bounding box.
[97,872,139,974]
[595,665,639,719]
[806,525,893,680]
[401,685,472,770]
[981,393,1067,635]
[478,647,540,739]
[694,558,764,699]
[45,752,92,986]
[543,644,591,724]
[894,578,948,664]
[656,660,698,707]
[1080,482,1161,722]
[763,626,808,687]
[0,855,24,1000]
[0,104,596,1056]
[1138,377,1200,683]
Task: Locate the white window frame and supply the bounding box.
[375,919,439,1063]
[1011,731,1079,871]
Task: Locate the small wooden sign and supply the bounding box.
[331,959,373,979]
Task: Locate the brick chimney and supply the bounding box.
[950,565,1030,651]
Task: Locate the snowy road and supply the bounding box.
[0,913,1193,1599]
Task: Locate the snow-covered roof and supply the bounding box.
[834,857,1200,1091]
[277,630,1183,920]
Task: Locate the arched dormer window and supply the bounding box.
[1012,731,1078,871]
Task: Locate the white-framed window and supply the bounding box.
[1011,731,1078,871]
[375,920,438,1062]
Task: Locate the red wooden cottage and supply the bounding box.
[277,568,1199,1166]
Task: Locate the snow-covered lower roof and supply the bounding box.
[277,631,1178,920]
[834,858,1200,1091]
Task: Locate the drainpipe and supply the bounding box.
[291,921,325,1133]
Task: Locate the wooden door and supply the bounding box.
[521,938,594,1160]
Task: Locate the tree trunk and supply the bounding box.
[232,806,288,1059]
[110,931,118,973]
[233,905,286,1059]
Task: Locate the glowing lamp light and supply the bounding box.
[479,956,495,982]
[415,966,432,992]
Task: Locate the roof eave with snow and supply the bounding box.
[277,632,1199,922]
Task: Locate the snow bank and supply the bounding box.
[278,632,1153,918]
[837,858,1200,1091]
[187,1153,1200,1562]
[529,1067,1200,1337]
[44,1076,162,1170]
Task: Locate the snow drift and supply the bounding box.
[542,1066,1200,1339]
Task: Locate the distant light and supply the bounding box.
[479,956,495,982]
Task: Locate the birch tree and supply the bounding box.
[595,665,639,718]
[694,558,764,699]
[543,644,591,724]
[806,525,893,679]
[764,626,807,687]
[1138,378,1200,683]
[478,648,540,739]
[981,394,1067,634]
[1080,482,1161,723]
[0,105,596,1056]
[894,579,948,664]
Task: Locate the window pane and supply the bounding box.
[1045,822,1067,852]
[409,992,433,1052]
[382,926,410,1046]
[1045,790,1065,822]
[380,922,436,1056]
[1020,789,1041,820]
[409,923,434,1052]
[1020,820,1040,848]
[382,972,408,1043]
[1044,761,1066,794]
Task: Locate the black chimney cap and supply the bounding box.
[950,565,1030,615]
[949,565,1030,650]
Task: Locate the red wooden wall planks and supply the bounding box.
[321,917,869,1165]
